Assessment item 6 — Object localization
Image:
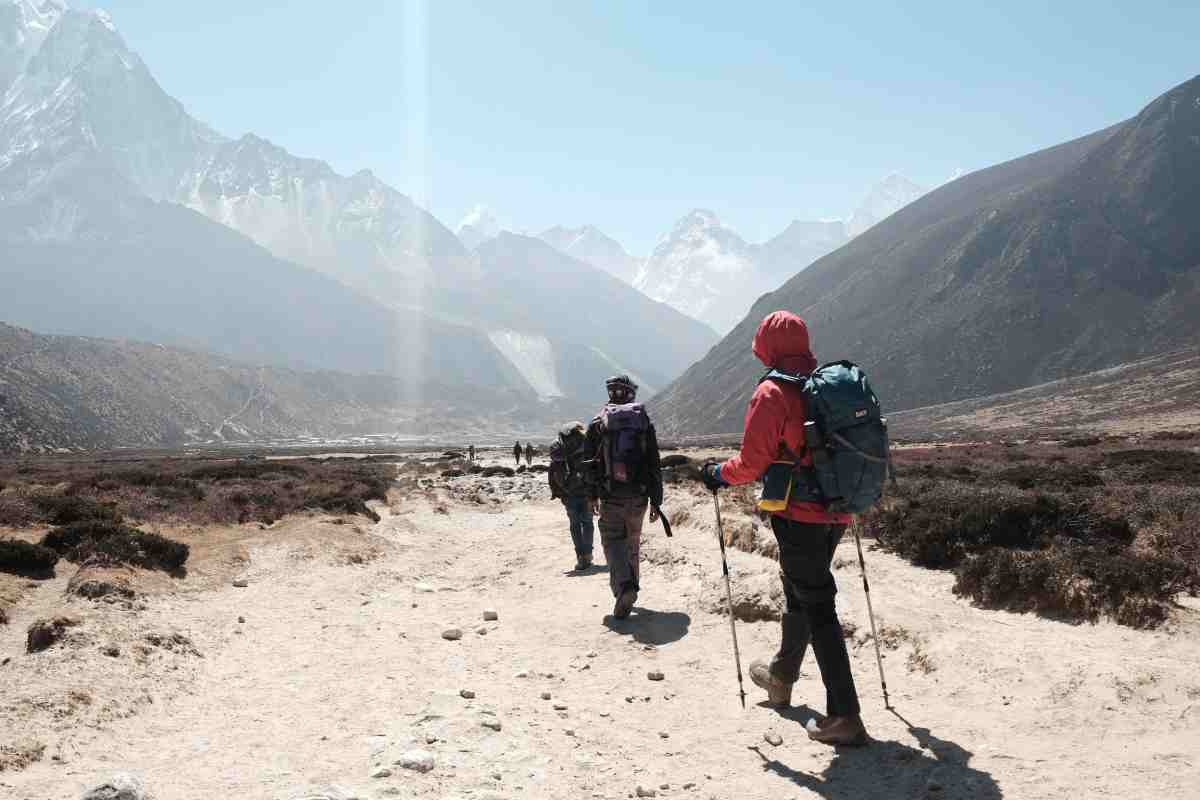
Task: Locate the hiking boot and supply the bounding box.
[806,715,868,746]
[749,659,793,706]
[612,588,638,620]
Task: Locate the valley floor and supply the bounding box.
[1,456,1198,799]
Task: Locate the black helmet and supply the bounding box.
[606,374,638,402]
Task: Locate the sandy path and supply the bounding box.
[3,469,1199,799]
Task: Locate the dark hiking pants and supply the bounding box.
[563,495,594,558]
[598,496,647,598]
[769,518,861,718]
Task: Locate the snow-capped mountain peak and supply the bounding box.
[0,0,67,88]
[538,224,642,283]
[845,172,926,237]
[456,204,501,249]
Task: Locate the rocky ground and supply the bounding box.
[1,451,1198,799]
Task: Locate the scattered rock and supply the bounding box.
[540,691,552,700]
[514,669,530,678]
[395,749,435,773]
[483,608,499,621]
[0,739,45,772]
[101,645,120,658]
[647,670,665,681]
[237,616,245,624]
[683,782,697,789]
[68,568,136,602]
[424,734,438,744]
[565,728,576,737]
[80,772,148,800]
[414,583,436,593]
[442,628,463,641]
[764,731,783,747]
[476,626,489,636]
[370,766,393,778]
[461,689,476,699]
[586,650,598,658]
[553,702,568,711]
[481,718,503,731]
[659,731,669,739]
[26,616,78,654]
[635,786,657,798]
[232,579,248,588]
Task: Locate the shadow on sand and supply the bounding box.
[750,708,1002,799]
[563,563,610,577]
[602,606,691,645]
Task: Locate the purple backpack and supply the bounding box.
[599,402,649,485]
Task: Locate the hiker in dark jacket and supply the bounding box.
[549,422,594,570]
[525,442,534,467]
[701,310,866,746]
[582,375,663,620]
[513,440,522,466]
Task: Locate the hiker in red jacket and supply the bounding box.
[700,310,866,746]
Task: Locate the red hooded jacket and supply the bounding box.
[717,311,853,525]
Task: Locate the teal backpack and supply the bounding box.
[762,360,893,514]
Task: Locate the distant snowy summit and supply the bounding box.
[845,173,926,237]
[538,224,642,283]
[456,205,501,250]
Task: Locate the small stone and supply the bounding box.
[461,689,476,699]
[541,691,552,700]
[625,696,635,703]
[586,650,598,658]
[442,628,463,641]
[764,731,783,747]
[483,609,499,621]
[635,786,657,798]
[647,670,665,682]
[514,669,530,678]
[395,748,435,773]
[476,626,489,635]
[482,718,503,731]
[237,616,245,624]
[553,702,568,711]
[659,731,669,739]
[927,779,944,793]
[81,773,148,800]
[565,728,576,737]
[683,782,697,789]
[371,766,393,778]
[232,579,248,588]
[101,645,120,658]
[599,711,611,717]
[425,734,438,744]
[415,583,436,593]
[660,784,670,791]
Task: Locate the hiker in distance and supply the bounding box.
[701,310,867,746]
[525,442,535,467]
[468,444,476,462]
[583,375,664,620]
[549,421,595,571]
[512,440,522,467]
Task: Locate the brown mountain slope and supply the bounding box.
[0,323,589,453]
[654,76,1200,436]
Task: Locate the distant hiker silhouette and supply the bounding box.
[513,440,522,466]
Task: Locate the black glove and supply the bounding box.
[700,461,725,492]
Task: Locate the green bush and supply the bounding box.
[0,539,59,575]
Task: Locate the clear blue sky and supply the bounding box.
[98,0,1198,253]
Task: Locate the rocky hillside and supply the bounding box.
[654,76,1200,435]
[0,322,591,453]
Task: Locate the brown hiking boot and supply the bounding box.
[749,659,793,706]
[806,715,868,746]
[612,588,637,620]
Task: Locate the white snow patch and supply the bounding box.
[488,330,563,398]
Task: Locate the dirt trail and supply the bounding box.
[2,461,1199,799]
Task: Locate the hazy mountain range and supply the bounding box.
[654,75,1200,435]
[0,1,716,447]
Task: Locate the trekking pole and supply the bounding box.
[711,490,747,709]
[852,516,891,709]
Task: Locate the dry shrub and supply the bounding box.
[1102,449,1200,484]
[996,462,1104,491]
[42,521,189,572]
[1063,435,1104,448]
[31,494,121,526]
[0,539,59,576]
[954,545,1189,628]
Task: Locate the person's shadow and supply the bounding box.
[750,708,1002,799]
[602,606,691,645]
[563,563,609,577]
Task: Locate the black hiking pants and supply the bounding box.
[769,518,861,719]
